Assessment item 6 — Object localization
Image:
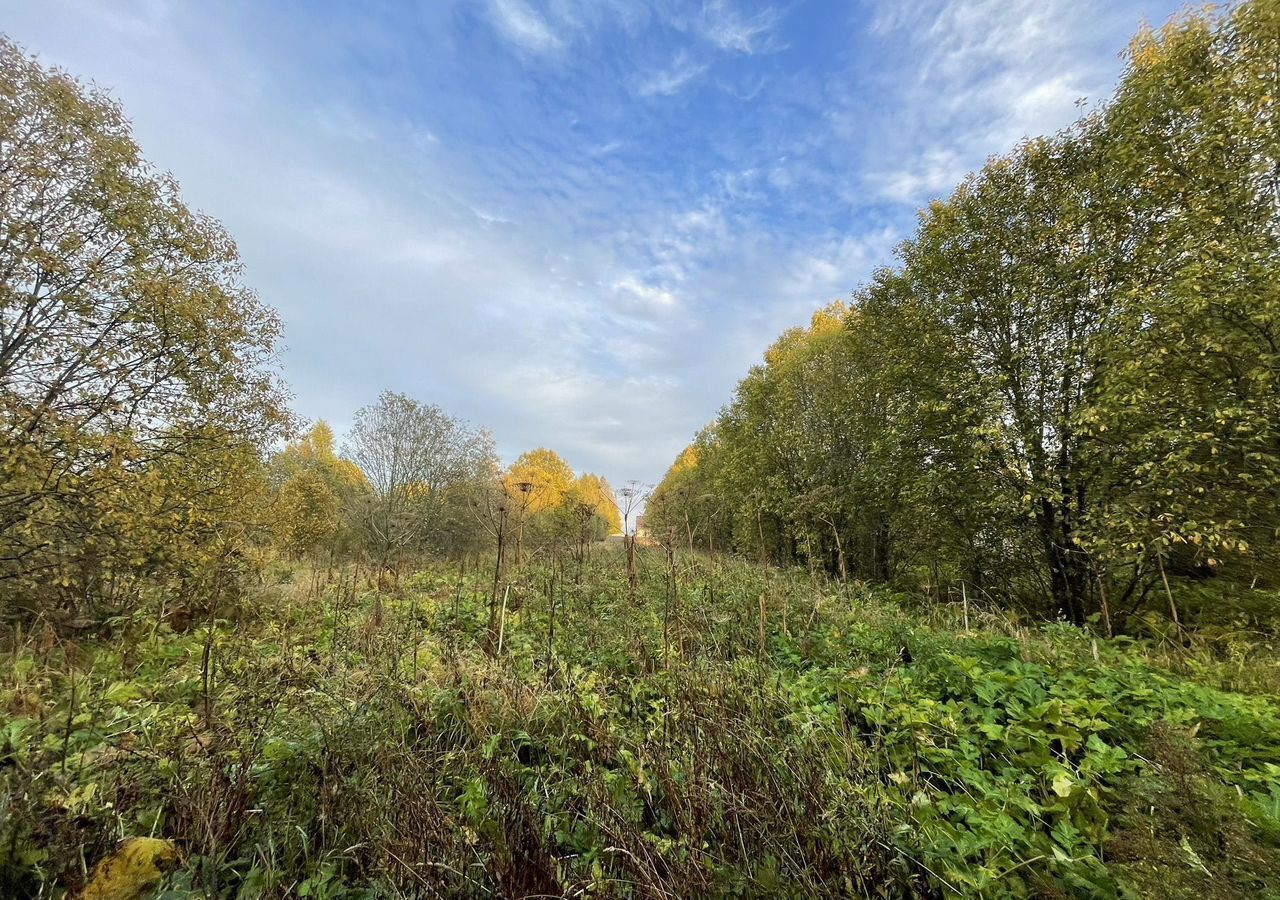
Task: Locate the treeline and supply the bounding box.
[0,41,618,627]
[269,396,621,583]
[648,2,1280,627]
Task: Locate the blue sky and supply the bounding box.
[5,0,1183,488]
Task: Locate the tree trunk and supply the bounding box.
[1038,499,1088,625]
[873,518,892,582]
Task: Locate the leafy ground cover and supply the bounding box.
[3,549,1280,898]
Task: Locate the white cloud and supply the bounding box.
[487,0,562,54]
[613,276,678,309]
[700,1,783,54]
[637,51,708,97]
[872,147,966,204]
[859,0,1145,204]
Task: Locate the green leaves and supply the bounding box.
[1079,0,1280,577]
[656,0,1280,626]
[7,552,1280,896]
[0,39,291,618]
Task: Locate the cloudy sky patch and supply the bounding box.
[3,0,1182,487]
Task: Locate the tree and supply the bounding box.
[1081,1,1280,587]
[268,420,369,563]
[655,1,1280,627]
[648,428,733,556]
[855,270,1030,597]
[0,40,290,619]
[669,302,921,579]
[271,421,368,495]
[898,130,1132,623]
[571,473,622,536]
[502,448,574,563]
[503,448,575,513]
[274,470,340,559]
[343,391,492,572]
[495,450,619,561]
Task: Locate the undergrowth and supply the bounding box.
[3,549,1279,897]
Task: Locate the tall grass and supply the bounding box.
[3,548,1279,897]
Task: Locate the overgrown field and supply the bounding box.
[4,549,1280,898]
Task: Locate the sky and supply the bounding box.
[4,0,1184,490]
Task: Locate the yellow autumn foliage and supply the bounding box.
[763,301,849,366]
[504,448,575,513]
[668,444,700,477]
[571,473,622,534]
[81,838,179,900]
[277,420,371,494]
